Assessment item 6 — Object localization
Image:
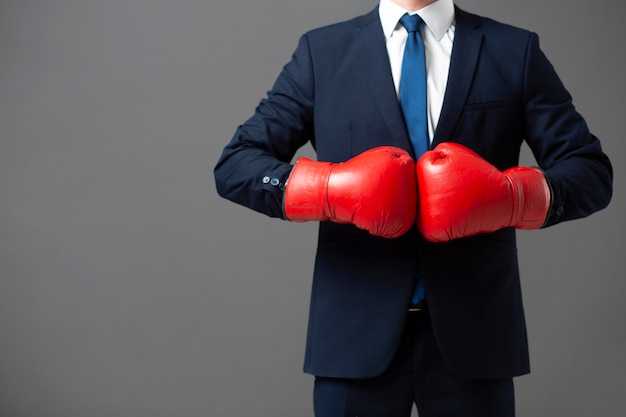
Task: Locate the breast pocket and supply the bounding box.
[452,100,522,160]
[463,101,509,112]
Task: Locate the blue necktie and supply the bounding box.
[399,13,429,157]
[399,14,428,307]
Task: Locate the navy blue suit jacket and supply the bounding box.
[214,7,612,379]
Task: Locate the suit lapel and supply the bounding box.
[433,7,483,145]
[355,10,415,157]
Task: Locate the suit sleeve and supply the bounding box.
[214,34,315,219]
[521,32,613,227]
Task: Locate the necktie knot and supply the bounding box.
[400,13,422,33]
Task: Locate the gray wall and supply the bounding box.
[1,0,624,416]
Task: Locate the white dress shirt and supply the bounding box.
[379,0,455,142]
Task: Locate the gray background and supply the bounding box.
[0,0,624,416]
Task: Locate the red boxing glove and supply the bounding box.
[284,146,417,238]
[416,142,551,242]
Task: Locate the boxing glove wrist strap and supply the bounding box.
[283,158,333,222]
[504,166,551,229]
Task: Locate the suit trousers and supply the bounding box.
[313,311,515,417]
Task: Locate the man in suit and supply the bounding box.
[214,0,613,415]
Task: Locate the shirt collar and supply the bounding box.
[379,0,455,41]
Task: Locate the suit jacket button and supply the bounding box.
[556,206,564,216]
[262,176,271,184]
[270,178,280,186]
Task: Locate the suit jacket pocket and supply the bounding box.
[463,101,508,112]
